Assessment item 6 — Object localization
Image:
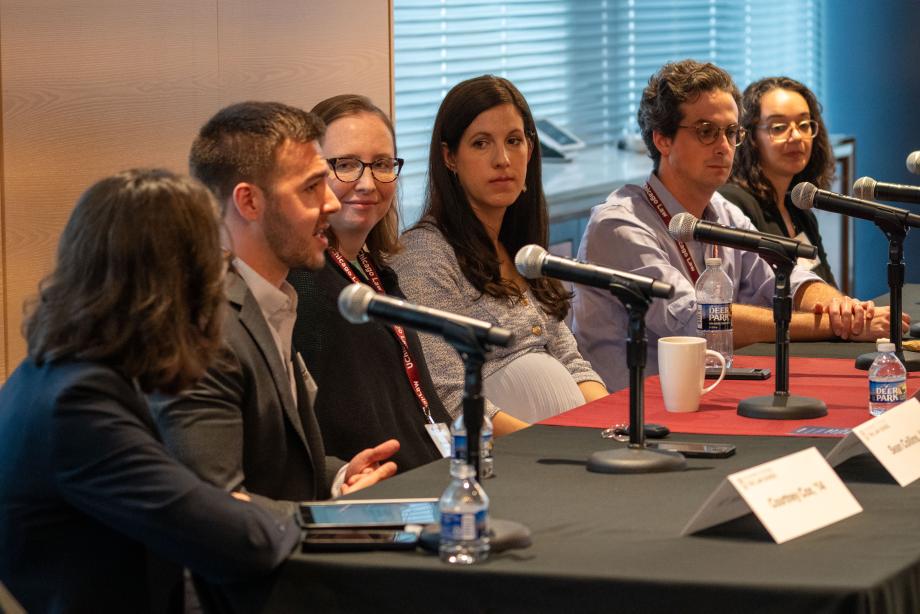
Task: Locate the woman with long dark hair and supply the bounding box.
[288,94,452,470]
[393,75,606,429]
[0,169,299,612]
[720,76,838,286]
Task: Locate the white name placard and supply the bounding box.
[825,398,920,486]
[682,447,862,544]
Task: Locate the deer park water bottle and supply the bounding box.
[450,412,494,478]
[696,257,734,368]
[868,340,907,416]
[439,463,490,564]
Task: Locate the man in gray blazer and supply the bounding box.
[154,102,400,508]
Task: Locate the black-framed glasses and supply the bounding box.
[327,157,404,183]
[677,122,746,146]
[757,119,819,143]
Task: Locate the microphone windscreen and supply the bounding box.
[667,212,697,242]
[907,151,920,175]
[852,176,876,200]
[791,182,817,210]
[514,244,547,279]
[338,283,374,324]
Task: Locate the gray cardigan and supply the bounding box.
[391,224,603,419]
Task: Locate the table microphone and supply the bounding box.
[908,151,920,175]
[338,283,512,347]
[792,181,920,228]
[853,176,920,204]
[668,212,815,260]
[514,244,673,299]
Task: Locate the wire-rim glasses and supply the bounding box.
[677,122,746,146]
[756,119,819,143]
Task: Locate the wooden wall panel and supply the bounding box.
[216,1,392,116]
[0,0,393,382]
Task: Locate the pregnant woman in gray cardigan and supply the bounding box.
[392,75,606,432]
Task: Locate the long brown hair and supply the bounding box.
[420,75,570,321]
[730,76,834,205]
[311,94,401,261]
[25,169,226,394]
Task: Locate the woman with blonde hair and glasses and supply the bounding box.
[288,94,453,471]
[720,76,838,287]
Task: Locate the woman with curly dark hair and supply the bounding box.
[720,76,838,286]
[392,75,606,431]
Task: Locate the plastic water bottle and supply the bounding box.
[868,341,907,416]
[439,463,490,564]
[696,257,734,368]
[450,412,494,479]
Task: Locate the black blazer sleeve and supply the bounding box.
[52,369,300,583]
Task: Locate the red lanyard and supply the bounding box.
[643,182,716,284]
[327,247,434,424]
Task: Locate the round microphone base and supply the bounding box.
[909,322,920,339]
[855,350,920,372]
[737,393,827,420]
[586,445,687,474]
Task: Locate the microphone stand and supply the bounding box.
[587,283,686,473]
[853,224,920,370]
[442,321,490,480]
[737,246,827,419]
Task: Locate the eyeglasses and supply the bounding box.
[757,119,819,143]
[327,157,404,183]
[677,122,747,146]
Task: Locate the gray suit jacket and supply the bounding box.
[153,271,344,511]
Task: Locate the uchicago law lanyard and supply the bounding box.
[327,247,434,424]
[643,181,717,284]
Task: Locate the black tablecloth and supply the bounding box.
[228,427,920,614]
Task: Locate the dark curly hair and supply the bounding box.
[638,59,741,171]
[729,76,834,205]
[25,169,226,394]
[419,75,571,321]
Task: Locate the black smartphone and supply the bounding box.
[299,498,438,528]
[301,527,422,553]
[645,441,736,458]
[706,367,771,380]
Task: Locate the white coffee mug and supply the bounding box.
[658,336,726,413]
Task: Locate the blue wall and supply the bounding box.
[825,1,920,299]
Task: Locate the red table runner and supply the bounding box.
[541,356,915,437]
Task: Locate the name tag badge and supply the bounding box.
[426,423,452,458]
[825,398,920,486]
[683,447,862,544]
[793,231,821,271]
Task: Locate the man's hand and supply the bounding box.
[341,439,400,495]
[814,300,910,342]
[813,297,875,339]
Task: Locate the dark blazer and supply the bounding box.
[719,183,838,288]
[154,270,343,508]
[288,254,452,472]
[0,359,299,614]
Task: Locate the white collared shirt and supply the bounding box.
[233,258,299,401]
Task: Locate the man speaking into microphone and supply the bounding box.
[571,59,906,392]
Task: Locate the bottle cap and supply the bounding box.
[878,342,896,353]
[705,257,722,267]
[450,463,476,479]
[876,337,890,349]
